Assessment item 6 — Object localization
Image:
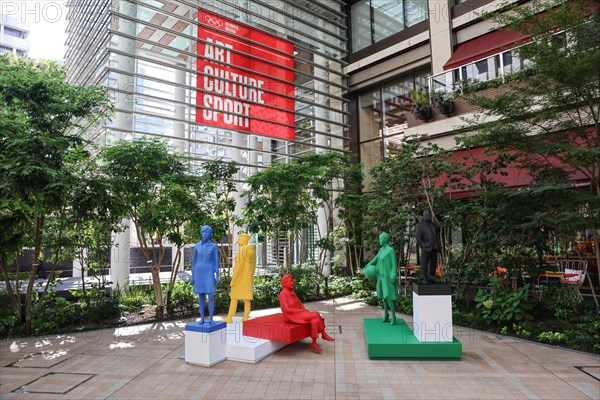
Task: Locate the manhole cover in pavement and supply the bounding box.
[12,372,95,394]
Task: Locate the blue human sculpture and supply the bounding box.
[190,225,220,324]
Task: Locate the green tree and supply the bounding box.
[457,0,600,289]
[192,160,239,274]
[364,139,462,268]
[0,54,112,334]
[100,139,203,312]
[332,157,365,276]
[41,151,125,308]
[242,152,357,273]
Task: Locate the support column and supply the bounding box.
[313,53,333,274]
[109,2,137,290]
[428,0,453,75]
[111,220,131,291]
[72,249,87,278]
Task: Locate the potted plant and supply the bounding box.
[432,95,455,117]
[411,89,433,122]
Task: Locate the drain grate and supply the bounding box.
[325,324,342,334]
[11,372,95,395]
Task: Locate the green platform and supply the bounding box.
[363,318,462,360]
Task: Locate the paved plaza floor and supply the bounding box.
[1,296,599,399]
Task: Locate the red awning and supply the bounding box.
[443,30,530,71]
[438,146,590,199]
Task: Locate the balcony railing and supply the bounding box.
[428,48,533,97]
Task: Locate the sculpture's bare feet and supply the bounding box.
[310,340,322,353]
[224,317,233,324]
[199,318,205,324]
[390,319,397,326]
[208,318,215,325]
[242,317,249,321]
[382,315,389,323]
[321,332,335,342]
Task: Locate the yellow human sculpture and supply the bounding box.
[224,233,256,323]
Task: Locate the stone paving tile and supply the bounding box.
[2,297,599,399]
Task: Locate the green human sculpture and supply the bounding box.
[364,232,397,325]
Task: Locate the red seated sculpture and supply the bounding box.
[278,274,334,353]
[242,313,310,343]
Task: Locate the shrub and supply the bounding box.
[326,275,354,298]
[349,273,376,303]
[213,274,232,314]
[117,284,155,312]
[0,295,18,337]
[539,285,585,322]
[31,292,82,335]
[288,263,322,301]
[396,293,413,315]
[252,274,281,310]
[165,280,196,316]
[537,331,568,345]
[562,310,600,353]
[475,277,533,326]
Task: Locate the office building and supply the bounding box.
[65,0,348,284]
[0,12,30,57]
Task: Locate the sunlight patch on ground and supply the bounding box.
[43,349,68,360]
[109,341,136,350]
[114,324,154,337]
[57,335,76,345]
[35,339,52,348]
[335,301,367,311]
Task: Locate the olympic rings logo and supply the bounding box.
[205,15,223,28]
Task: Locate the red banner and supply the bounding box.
[196,10,295,140]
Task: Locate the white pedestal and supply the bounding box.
[412,285,453,342]
[225,317,287,363]
[184,322,227,367]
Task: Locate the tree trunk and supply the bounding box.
[0,255,19,314]
[592,228,600,307]
[151,266,164,312]
[166,245,183,311]
[24,215,45,335]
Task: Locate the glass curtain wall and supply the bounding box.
[65,0,349,168]
[65,0,349,268]
[350,0,428,52]
[358,70,429,187]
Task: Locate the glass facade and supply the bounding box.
[357,69,429,185]
[64,0,349,271]
[65,0,349,178]
[350,0,428,52]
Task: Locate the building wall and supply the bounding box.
[345,0,523,182]
[0,13,30,56]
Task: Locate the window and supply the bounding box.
[358,70,430,186]
[0,45,13,54]
[373,1,404,44]
[3,27,26,39]
[351,1,372,52]
[350,0,428,53]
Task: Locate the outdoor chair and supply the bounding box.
[557,259,588,300]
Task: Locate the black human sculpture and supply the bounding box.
[415,210,440,284]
